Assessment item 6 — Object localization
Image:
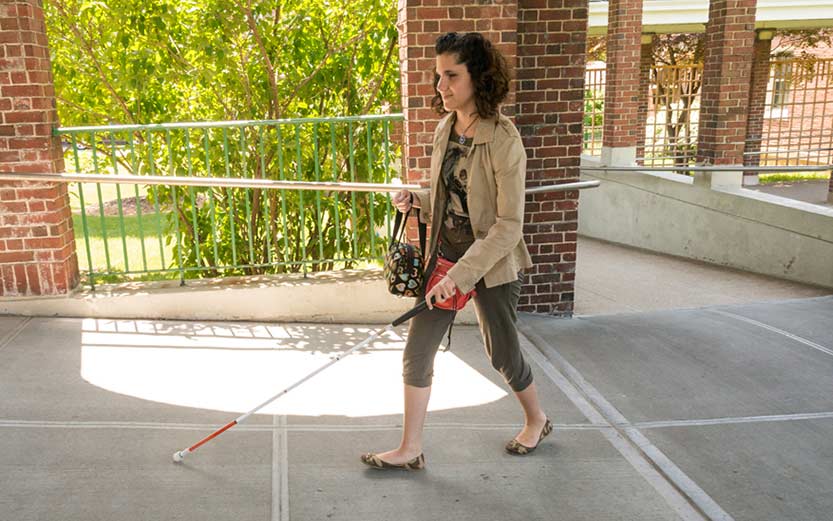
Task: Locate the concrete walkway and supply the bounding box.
[748,179,832,208]
[574,236,831,315]
[1,239,831,521]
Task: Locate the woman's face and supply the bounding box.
[435,53,476,115]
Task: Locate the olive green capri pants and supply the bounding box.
[402,274,534,392]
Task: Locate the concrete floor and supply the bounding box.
[1,239,832,521]
[748,179,832,207]
[574,236,831,316]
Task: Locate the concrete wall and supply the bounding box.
[578,155,833,288]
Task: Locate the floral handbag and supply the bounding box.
[384,208,427,298]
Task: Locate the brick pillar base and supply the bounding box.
[0,0,78,296]
[743,30,773,186]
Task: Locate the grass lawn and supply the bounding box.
[758,172,831,185]
[71,196,177,283]
[69,182,153,213]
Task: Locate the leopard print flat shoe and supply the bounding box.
[360,452,426,471]
[505,418,553,455]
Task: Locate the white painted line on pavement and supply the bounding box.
[282,422,604,432]
[0,419,265,431]
[7,413,830,434]
[0,317,32,351]
[635,411,833,429]
[710,309,833,358]
[272,414,289,521]
[519,322,733,521]
[0,418,602,432]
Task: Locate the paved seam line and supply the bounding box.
[709,309,833,358]
[272,415,289,521]
[635,411,833,429]
[0,317,32,352]
[272,415,280,521]
[516,329,710,521]
[281,416,289,521]
[5,415,830,432]
[518,322,732,521]
[0,419,603,432]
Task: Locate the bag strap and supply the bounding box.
[416,209,426,256]
[390,207,427,257]
[390,209,406,247]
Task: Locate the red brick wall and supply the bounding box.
[602,0,643,149]
[515,0,588,315]
[758,44,833,189]
[777,43,833,199]
[763,88,833,164]
[0,0,78,295]
[696,0,758,166]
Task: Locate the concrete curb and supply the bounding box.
[0,268,479,325]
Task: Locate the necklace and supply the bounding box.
[457,115,478,145]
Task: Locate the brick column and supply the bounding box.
[696,0,758,188]
[516,1,588,315]
[636,34,654,165]
[742,30,773,186]
[0,0,78,296]
[601,0,643,166]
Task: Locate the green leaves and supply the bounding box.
[49,0,402,281]
[48,0,400,125]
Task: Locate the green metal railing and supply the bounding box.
[56,115,405,288]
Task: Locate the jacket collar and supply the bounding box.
[472,114,497,145]
[435,113,454,146]
[437,112,497,146]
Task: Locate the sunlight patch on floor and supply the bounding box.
[79,319,506,417]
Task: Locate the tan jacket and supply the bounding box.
[412,112,533,294]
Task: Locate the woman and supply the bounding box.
[361,32,551,471]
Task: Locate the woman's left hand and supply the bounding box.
[425,275,458,310]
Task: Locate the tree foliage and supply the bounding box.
[46,0,401,277]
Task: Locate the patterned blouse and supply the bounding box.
[438,129,476,262]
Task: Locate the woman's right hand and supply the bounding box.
[392,189,413,213]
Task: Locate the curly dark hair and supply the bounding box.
[431,32,511,118]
